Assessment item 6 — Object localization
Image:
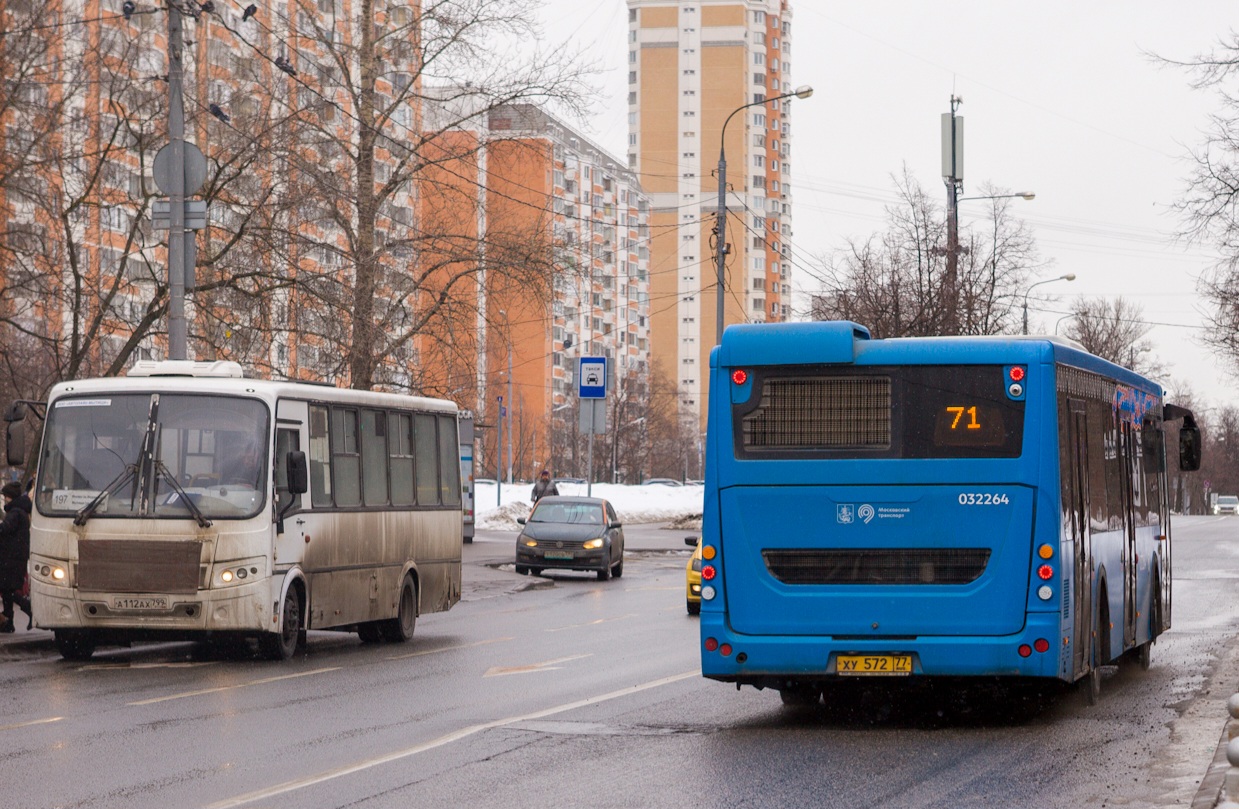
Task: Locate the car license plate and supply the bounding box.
[836,654,913,676]
[111,597,170,611]
[543,551,574,560]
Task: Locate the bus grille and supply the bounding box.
[742,377,891,449]
[78,540,202,594]
[762,548,991,585]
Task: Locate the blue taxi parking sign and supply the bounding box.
[578,357,607,399]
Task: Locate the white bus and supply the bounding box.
[5,360,463,661]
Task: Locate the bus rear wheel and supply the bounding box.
[262,588,301,660]
[54,630,97,661]
[379,578,417,643]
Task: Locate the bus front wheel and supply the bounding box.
[262,589,301,660]
[54,630,97,661]
[379,578,417,643]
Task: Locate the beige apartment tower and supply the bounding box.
[627,0,796,426]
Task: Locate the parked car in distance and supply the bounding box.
[643,478,683,486]
[685,536,702,615]
[474,478,497,486]
[554,477,587,486]
[1215,495,1239,515]
[515,496,625,580]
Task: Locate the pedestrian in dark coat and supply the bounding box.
[530,470,559,503]
[0,481,32,632]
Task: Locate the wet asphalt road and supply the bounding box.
[1,516,1237,808]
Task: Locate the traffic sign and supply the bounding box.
[579,357,607,399]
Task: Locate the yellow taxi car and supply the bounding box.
[685,536,702,615]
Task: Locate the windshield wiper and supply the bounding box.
[74,465,138,526]
[153,461,212,528]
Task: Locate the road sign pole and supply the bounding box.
[167,2,187,360]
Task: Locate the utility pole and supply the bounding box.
[941,95,964,335]
[167,1,188,359]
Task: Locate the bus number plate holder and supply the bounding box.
[836,654,912,676]
[111,597,170,611]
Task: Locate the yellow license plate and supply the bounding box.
[836,654,913,676]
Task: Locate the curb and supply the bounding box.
[1194,720,1232,809]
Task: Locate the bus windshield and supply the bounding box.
[38,393,270,520]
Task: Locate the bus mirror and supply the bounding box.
[1179,427,1202,472]
[287,450,309,495]
[2,402,26,423]
[5,420,24,467]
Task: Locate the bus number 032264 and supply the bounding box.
[958,492,1010,505]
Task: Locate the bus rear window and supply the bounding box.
[734,365,1024,459]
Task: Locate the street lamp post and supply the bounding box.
[715,85,813,345]
[1022,273,1077,335]
[947,191,1036,333]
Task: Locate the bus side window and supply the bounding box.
[438,415,461,506]
[275,428,302,513]
[309,405,333,507]
[414,413,438,505]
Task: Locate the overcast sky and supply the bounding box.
[536,1,1236,406]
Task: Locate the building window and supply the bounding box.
[754,53,765,65]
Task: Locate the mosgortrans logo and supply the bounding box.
[837,504,875,524]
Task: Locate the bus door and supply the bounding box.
[1121,420,1138,649]
[1068,400,1094,678]
[274,399,309,567]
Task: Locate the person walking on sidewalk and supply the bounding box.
[0,481,32,632]
[530,470,559,503]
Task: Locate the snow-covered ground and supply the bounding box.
[473,481,704,531]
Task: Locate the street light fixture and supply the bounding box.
[959,192,1036,203]
[1022,273,1076,335]
[715,84,813,345]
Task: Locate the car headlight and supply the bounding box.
[583,538,604,550]
[523,539,538,547]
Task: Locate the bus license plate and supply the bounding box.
[111,597,170,611]
[543,551,574,560]
[837,654,912,676]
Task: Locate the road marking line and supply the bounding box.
[128,667,341,706]
[0,716,63,732]
[483,653,592,677]
[204,669,698,809]
[80,662,218,672]
[544,614,637,633]
[387,636,512,661]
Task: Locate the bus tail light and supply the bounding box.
[701,564,716,581]
[1018,644,1032,658]
[731,369,748,385]
[719,643,732,657]
[1037,564,1053,580]
[705,637,719,652]
[1034,638,1050,653]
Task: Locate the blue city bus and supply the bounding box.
[698,321,1200,705]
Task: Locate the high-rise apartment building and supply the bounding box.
[627,0,796,425]
[485,105,651,482]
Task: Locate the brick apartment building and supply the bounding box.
[0,2,651,482]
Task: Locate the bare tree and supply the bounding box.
[1159,35,1239,372]
[213,0,592,391]
[1062,296,1164,377]
[810,169,1043,337]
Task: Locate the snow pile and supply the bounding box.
[474,481,704,530]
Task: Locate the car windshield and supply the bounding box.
[1220,497,1238,505]
[37,393,270,520]
[530,502,604,525]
